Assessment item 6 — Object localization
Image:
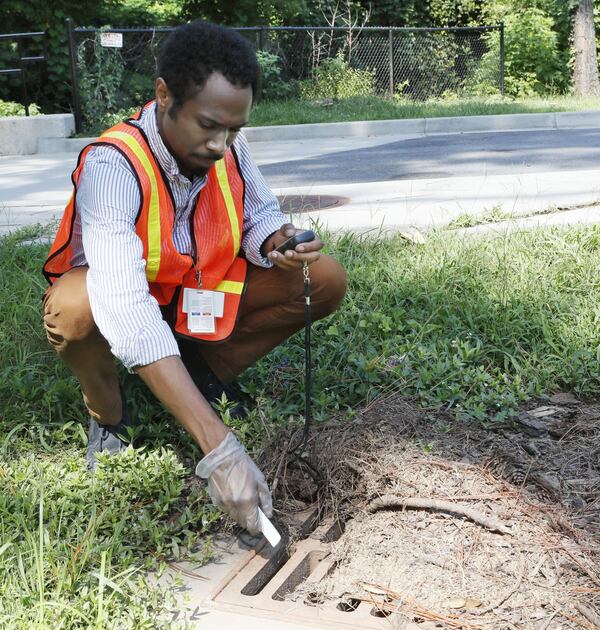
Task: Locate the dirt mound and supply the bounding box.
[260,394,600,629]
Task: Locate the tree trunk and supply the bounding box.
[573,0,600,96]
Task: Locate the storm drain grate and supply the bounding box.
[207,512,397,629]
[276,194,350,214]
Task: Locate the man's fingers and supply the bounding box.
[296,237,324,253]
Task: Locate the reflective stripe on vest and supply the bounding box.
[101,130,162,282]
[214,158,241,258]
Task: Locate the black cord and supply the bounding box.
[287,262,321,484]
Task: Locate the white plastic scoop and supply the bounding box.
[258,508,281,547]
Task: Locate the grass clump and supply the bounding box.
[448,204,515,229]
[0,447,216,628]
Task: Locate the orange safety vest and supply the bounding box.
[43,104,247,343]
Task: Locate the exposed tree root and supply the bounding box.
[366,494,513,535]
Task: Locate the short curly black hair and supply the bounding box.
[158,21,260,114]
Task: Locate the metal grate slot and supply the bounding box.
[271,550,327,601]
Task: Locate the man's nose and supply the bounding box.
[206,129,227,155]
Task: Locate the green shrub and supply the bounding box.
[301,53,375,100]
[0,100,41,117]
[470,8,566,97]
[256,50,299,101]
[78,31,127,134]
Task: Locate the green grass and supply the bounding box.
[249,94,600,127]
[4,222,600,625]
[447,204,515,229]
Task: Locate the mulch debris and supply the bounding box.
[260,393,600,629]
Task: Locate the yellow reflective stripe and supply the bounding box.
[214,158,240,256]
[215,280,244,295]
[102,130,161,282]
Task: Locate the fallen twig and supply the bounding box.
[168,562,208,581]
[366,494,513,535]
[576,603,600,628]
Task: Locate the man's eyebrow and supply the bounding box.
[199,115,249,128]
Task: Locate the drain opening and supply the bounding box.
[304,592,325,607]
[312,518,345,543]
[241,508,320,597]
[272,550,327,601]
[241,546,290,597]
[337,598,361,612]
[370,606,392,618]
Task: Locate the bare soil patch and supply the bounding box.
[260,394,600,629]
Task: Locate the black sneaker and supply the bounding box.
[179,342,252,419]
[86,385,134,471]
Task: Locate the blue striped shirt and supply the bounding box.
[70,102,287,370]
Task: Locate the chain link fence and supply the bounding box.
[67,21,504,134]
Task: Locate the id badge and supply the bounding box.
[186,289,215,334]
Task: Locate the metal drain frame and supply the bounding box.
[207,512,396,629]
[276,194,350,215]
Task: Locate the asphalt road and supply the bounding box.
[260,128,600,188]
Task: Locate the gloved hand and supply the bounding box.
[195,431,273,536]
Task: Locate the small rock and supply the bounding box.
[529,406,560,418]
[464,598,483,609]
[549,392,579,405]
[516,412,548,436]
[447,597,466,609]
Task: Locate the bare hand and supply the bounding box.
[265,223,324,270]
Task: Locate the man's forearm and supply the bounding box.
[136,356,228,454]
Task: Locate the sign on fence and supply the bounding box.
[100,32,123,48]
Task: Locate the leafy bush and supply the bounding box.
[256,50,299,101]
[78,31,127,134]
[301,53,375,100]
[0,100,41,117]
[469,8,566,97]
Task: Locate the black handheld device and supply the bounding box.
[275,230,316,254]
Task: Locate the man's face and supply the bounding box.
[155,72,253,178]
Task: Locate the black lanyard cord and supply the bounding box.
[287,261,321,484]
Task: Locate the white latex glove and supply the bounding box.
[195,432,273,535]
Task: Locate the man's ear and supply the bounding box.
[155,77,170,113]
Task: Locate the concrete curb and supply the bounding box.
[1,114,75,156]
[35,109,600,155]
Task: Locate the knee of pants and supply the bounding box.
[43,268,98,349]
[309,255,348,318]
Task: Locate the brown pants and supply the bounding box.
[43,256,347,425]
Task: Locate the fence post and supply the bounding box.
[499,22,505,96]
[66,17,82,134]
[16,39,30,116]
[259,25,266,50]
[388,28,394,97]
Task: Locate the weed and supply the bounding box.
[448,204,514,229]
